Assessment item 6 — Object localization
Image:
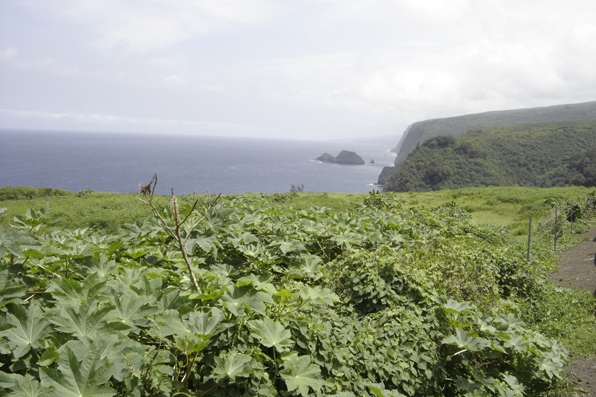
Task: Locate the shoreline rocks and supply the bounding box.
[316,150,365,165]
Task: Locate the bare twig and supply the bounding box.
[136,176,177,237]
[186,194,221,236]
[140,174,158,195]
[180,199,200,226]
[315,239,331,261]
[136,175,221,294]
[170,188,201,292]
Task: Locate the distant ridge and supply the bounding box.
[392,101,596,166]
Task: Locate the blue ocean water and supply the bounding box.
[0,129,396,195]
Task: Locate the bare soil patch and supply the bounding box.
[551,227,596,396]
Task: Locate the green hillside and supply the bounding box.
[391,101,596,167]
[384,120,596,192]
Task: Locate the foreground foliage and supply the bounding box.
[0,192,574,396]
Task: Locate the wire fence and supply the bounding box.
[526,194,596,260]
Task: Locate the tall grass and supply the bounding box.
[2,186,595,233]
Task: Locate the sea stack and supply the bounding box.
[316,150,365,165]
[334,150,365,165]
[316,152,336,163]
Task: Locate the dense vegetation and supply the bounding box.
[391,101,596,166]
[384,120,596,192]
[1,187,596,396]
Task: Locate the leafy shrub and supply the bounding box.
[0,186,71,200]
[0,194,572,396]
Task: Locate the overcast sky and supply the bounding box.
[1,1,595,141]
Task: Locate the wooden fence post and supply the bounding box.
[554,205,558,251]
[527,215,532,261]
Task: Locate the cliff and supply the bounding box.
[383,120,596,192]
[392,101,596,167]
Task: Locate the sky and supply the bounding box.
[1,0,595,141]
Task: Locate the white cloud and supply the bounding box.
[20,0,278,54]
[0,108,260,135]
[397,0,469,20]
[0,47,17,60]
[165,75,187,85]
[3,0,596,139]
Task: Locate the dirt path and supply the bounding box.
[551,227,596,396]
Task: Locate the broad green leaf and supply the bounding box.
[537,353,565,379]
[154,286,182,309]
[108,292,157,331]
[147,310,189,338]
[50,303,114,339]
[88,255,119,279]
[236,274,278,295]
[38,346,61,367]
[502,333,528,353]
[331,231,362,248]
[298,286,340,306]
[173,308,226,355]
[294,255,323,279]
[187,307,224,337]
[442,328,490,352]
[441,299,474,315]
[183,239,197,255]
[211,352,252,381]
[47,276,107,307]
[366,383,407,397]
[221,286,273,316]
[64,336,147,383]
[40,346,116,397]
[271,239,305,254]
[123,247,147,260]
[15,375,50,397]
[501,374,524,393]
[0,370,16,389]
[453,377,480,393]
[196,235,218,252]
[3,303,51,358]
[477,317,497,335]
[0,228,40,257]
[280,354,323,396]
[0,372,50,397]
[59,242,93,259]
[495,313,526,331]
[249,317,293,353]
[0,268,26,305]
[175,335,209,356]
[237,244,266,259]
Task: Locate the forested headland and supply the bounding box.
[384,120,596,192]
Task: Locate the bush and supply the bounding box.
[0,192,573,396]
[0,186,71,200]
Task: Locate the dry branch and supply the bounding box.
[136,174,221,293]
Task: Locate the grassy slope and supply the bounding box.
[394,186,596,235]
[0,188,367,231]
[385,120,596,192]
[2,185,594,238]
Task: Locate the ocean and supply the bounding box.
[0,129,396,195]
